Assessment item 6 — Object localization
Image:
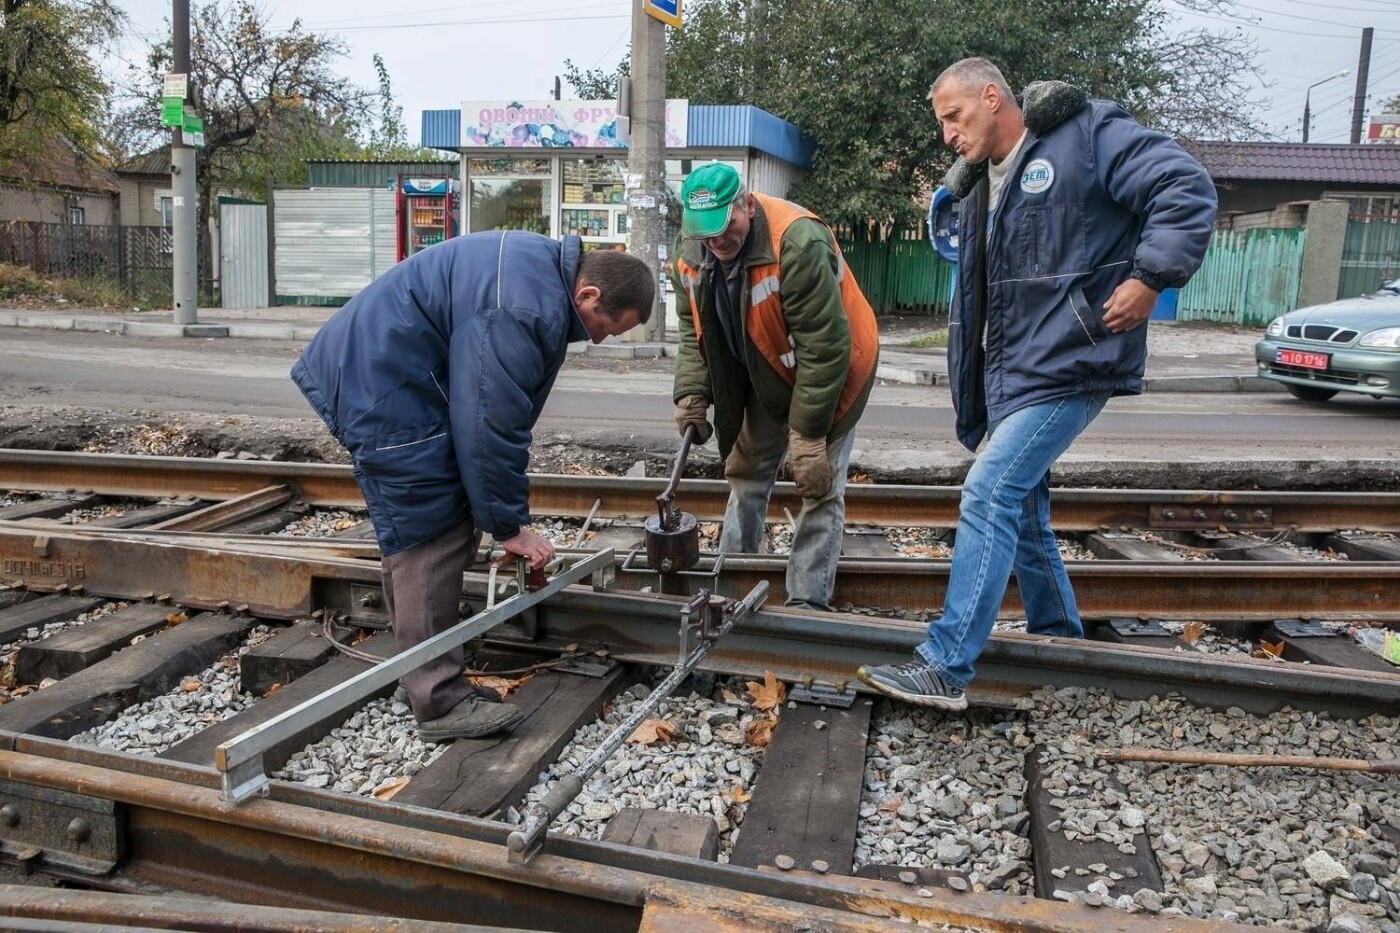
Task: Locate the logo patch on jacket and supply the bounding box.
[1020,160,1055,194]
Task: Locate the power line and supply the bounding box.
[322,10,630,33]
[1228,0,1400,33]
[302,0,564,29]
[1168,3,1400,39]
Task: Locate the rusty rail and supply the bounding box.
[3,449,1399,532]
[2,527,1396,718]
[7,523,1397,623]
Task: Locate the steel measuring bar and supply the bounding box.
[214,548,616,804]
[507,578,769,863]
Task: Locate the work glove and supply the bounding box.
[674,395,713,444]
[787,430,833,500]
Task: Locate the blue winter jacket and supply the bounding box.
[291,231,588,556]
[946,92,1217,450]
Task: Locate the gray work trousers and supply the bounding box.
[381,518,476,722]
[719,394,855,611]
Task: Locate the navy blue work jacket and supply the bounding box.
[292,231,587,555]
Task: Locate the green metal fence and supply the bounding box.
[1337,215,1400,300]
[834,228,954,319]
[1177,227,1306,326]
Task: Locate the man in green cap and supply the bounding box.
[669,163,879,610]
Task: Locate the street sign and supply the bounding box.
[181,110,205,147]
[163,73,188,100]
[161,97,185,127]
[643,0,681,28]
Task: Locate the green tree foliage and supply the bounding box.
[122,1,373,221]
[365,52,442,159]
[576,0,1264,227]
[0,0,122,164]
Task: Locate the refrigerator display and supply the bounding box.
[396,175,458,261]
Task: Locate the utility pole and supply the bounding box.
[626,0,667,341]
[171,0,198,324]
[1351,27,1374,145]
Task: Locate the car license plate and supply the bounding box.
[1277,348,1329,370]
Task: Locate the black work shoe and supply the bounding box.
[856,658,968,711]
[417,697,525,743]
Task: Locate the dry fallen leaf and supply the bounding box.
[262,682,283,698]
[469,674,532,700]
[372,777,411,800]
[849,472,874,484]
[880,796,904,814]
[1252,639,1286,661]
[1181,621,1206,645]
[745,671,787,712]
[728,784,752,804]
[181,679,201,692]
[627,718,679,745]
[165,611,188,625]
[745,717,776,748]
[721,689,740,704]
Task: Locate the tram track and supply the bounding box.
[0,451,1397,930]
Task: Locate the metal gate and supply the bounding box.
[220,202,268,308]
[1337,214,1400,299]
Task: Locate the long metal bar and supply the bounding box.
[509,581,769,863]
[214,549,615,803]
[4,449,1400,532]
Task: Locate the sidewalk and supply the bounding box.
[0,305,1277,393]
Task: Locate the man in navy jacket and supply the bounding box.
[858,58,1216,710]
[293,232,652,740]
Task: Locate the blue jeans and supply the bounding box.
[719,393,855,611]
[917,391,1111,688]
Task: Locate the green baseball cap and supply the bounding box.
[680,163,741,238]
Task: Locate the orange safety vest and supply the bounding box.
[674,194,878,426]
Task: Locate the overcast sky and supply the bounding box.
[110,0,1400,147]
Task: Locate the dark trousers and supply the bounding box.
[381,518,476,721]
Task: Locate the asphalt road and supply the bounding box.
[3,329,1399,468]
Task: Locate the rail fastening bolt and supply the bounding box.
[1191,509,1207,521]
[66,818,90,842]
[774,854,795,870]
[1223,509,1239,521]
[899,870,918,885]
[0,805,18,827]
[1162,510,1176,520]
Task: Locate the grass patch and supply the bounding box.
[0,262,169,309]
[907,330,949,348]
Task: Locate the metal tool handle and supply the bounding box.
[656,424,697,530]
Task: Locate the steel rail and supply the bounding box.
[0,737,1252,932]
[6,524,1398,622]
[3,448,1399,532]
[1,528,1395,717]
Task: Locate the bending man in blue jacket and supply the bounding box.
[858,58,1217,710]
[293,232,652,740]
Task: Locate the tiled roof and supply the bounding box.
[115,148,171,177]
[1188,141,1400,185]
[0,136,118,193]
